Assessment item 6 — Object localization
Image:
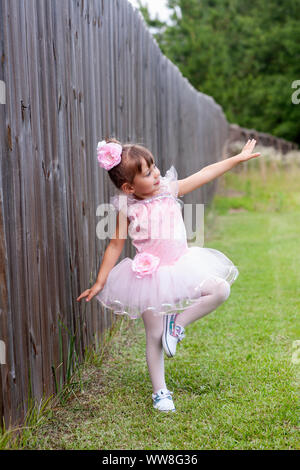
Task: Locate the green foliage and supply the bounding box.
[137,0,300,144]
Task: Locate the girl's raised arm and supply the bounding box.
[77,212,129,302]
[178,139,261,197]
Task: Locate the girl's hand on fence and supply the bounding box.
[76,282,104,302]
[238,139,261,162]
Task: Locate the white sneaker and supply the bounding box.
[152,388,176,412]
[162,314,185,358]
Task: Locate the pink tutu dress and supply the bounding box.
[96,166,239,319]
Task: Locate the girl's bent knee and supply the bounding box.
[217,280,231,302]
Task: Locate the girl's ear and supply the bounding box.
[121,181,134,195]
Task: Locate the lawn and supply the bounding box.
[2,156,300,450]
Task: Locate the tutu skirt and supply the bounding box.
[96,246,239,319]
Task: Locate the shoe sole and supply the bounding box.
[162,315,175,358]
[153,406,176,412]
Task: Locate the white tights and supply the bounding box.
[141,277,231,393]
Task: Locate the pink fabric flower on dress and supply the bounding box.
[131,252,160,278]
[97,140,122,170]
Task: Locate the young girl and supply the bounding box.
[77,137,261,412]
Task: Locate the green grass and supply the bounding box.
[2,161,300,450]
[213,159,300,215]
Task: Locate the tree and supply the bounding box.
[137,0,300,144]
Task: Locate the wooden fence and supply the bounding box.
[0,0,295,429]
[228,123,298,155]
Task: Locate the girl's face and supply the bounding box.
[131,158,161,199]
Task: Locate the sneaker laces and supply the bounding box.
[174,324,185,342]
[170,314,185,342]
[152,389,173,402]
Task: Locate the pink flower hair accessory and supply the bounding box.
[131,252,160,279]
[97,140,122,170]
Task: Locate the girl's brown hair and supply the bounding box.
[105,138,155,190]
